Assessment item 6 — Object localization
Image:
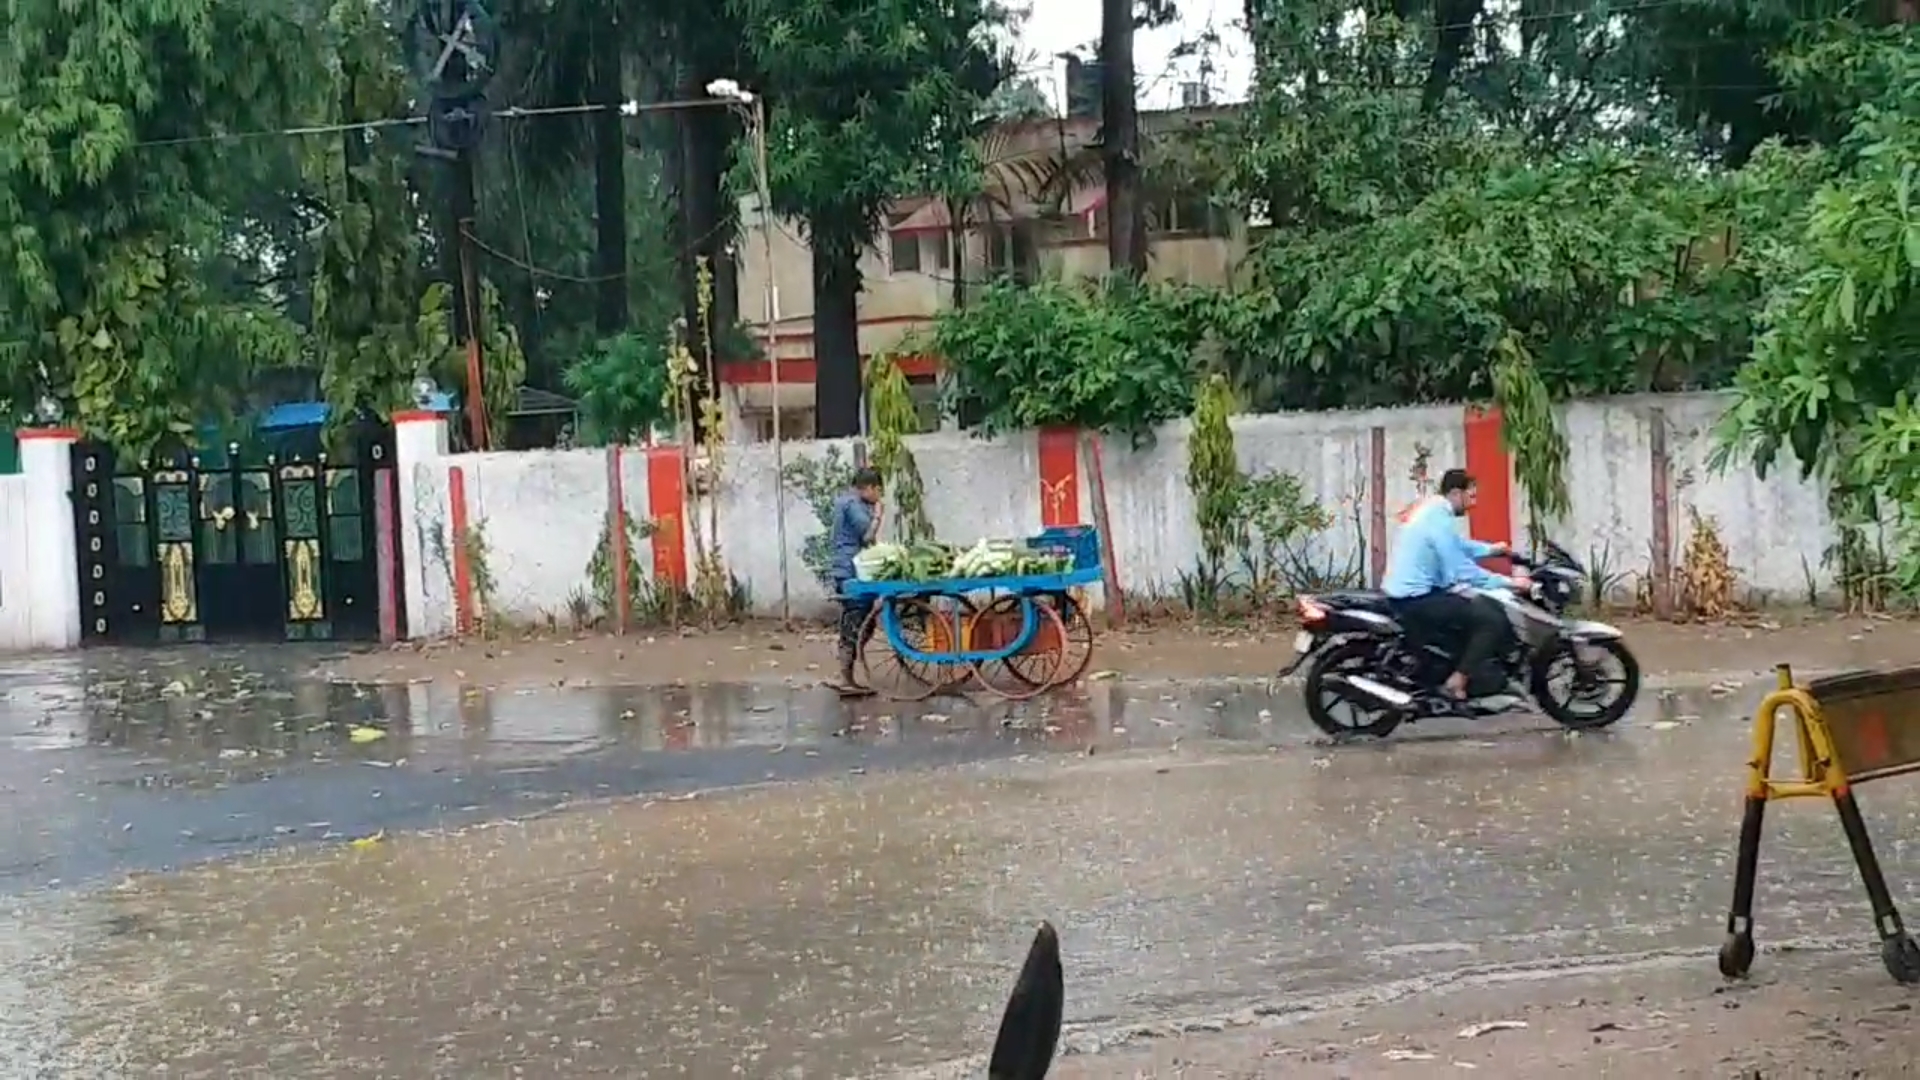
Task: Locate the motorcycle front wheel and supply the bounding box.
[1530,637,1640,729]
[1303,637,1405,739]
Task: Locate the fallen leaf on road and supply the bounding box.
[350,831,386,849]
[1384,1049,1437,1061]
[1457,1021,1528,1038]
[349,726,386,743]
[1087,670,1119,681]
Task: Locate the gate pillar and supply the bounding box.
[393,410,449,640]
[17,427,81,649]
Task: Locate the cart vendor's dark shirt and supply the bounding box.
[830,492,874,582]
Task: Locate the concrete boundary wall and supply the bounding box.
[0,429,81,653]
[391,391,1834,636]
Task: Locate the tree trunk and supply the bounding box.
[1100,0,1147,280]
[677,63,740,342]
[812,237,864,438]
[591,26,627,336]
[947,200,967,310]
[1421,0,1484,113]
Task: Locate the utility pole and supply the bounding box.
[416,0,499,449]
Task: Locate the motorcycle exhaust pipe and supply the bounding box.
[1326,673,1414,709]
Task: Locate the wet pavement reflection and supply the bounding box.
[0,647,1778,894]
[0,648,1901,1076]
[10,715,1920,1077]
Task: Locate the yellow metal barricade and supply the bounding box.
[1721,663,1920,984]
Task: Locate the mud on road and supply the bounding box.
[318,615,1920,691]
[17,717,1920,1078]
[1036,948,1919,1078]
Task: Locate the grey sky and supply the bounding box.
[1014,0,1254,110]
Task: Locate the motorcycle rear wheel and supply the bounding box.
[1530,637,1640,729]
[1303,637,1405,739]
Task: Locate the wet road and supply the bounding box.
[0,645,1722,894]
[1,648,1910,1076]
[0,647,1292,893]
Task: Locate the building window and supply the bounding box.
[908,374,942,430]
[889,232,922,274]
[1158,194,1228,236]
[986,224,1038,284]
[744,408,816,442]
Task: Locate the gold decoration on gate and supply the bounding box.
[286,539,324,620]
[159,543,197,623]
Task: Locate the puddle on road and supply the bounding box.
[0,646,1770,776]
[11,717,1920,1077]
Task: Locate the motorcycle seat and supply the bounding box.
[1319,589,1394,613]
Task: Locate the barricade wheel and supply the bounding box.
[1880,934,1920,984]
[1717,932,1755,979]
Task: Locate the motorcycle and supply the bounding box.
[1279,540,1640,739]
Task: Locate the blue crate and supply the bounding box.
[1028,525,1101,572]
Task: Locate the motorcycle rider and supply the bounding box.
[1380,469,1530,700]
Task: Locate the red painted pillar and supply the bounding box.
[1036,427,1082,528]
[1463,406,1515,572]
[645,446,689,586]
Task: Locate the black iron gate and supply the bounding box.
[72,422,399,644]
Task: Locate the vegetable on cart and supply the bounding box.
[845,526,1104,702]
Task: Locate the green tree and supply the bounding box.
[564,330,672,444]
[985,77,1053,121]
[309,0,431,421]
[728,0,1006,437]
[0,0,314,450]
[1714,24,1920,585]
[934,279,1203,438]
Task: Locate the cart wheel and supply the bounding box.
[1043,591,1096,684]
[857,598,961,701]
[1718,932,1755,979]
[969,600,1069,701]
[1881,934,1920,985]
[973,594,1091,690]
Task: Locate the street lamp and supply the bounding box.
[707,77,792,625]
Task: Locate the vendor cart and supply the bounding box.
[848,526,1103,701]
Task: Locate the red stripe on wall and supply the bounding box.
[374,469,399,643]
[1368,426,1388,586]
[448,465,473,635]
[1463,406,1514,574]
[1036,427,1082,528]
[1648,407,1674,617]
[645,446,689,586]
[607,446,631,634]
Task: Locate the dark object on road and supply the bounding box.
[989,921,1064,1079]
[1283,539,1641,740]
[1722,663,1920,986]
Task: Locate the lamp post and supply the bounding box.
[707,78,791,625]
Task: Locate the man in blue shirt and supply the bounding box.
[1381,469,1529,699]
[828,467,885,693]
